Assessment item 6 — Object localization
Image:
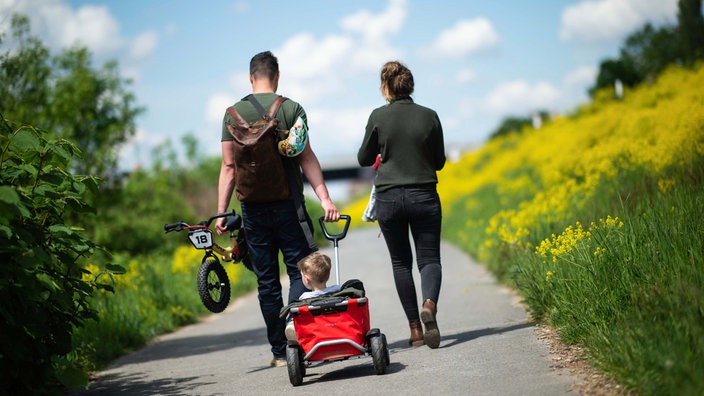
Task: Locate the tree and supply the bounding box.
[0,15,51,128]
[489,111,550,141]
[590,0,704,95]
[589,59,641,97]
[677,0,704,63]
[0,14,143,179]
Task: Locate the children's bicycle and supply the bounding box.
[164,210,249,313]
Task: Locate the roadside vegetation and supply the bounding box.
[445,64,703,395]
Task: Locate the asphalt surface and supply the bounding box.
[73,227,579,395]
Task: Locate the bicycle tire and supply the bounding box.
[197,259,231,313]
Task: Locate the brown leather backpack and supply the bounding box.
[225,95,290,202]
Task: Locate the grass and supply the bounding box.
[71,243,257,373]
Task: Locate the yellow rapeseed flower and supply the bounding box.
[545,270,554,282]
[82,263,101,282]
[171,245,202,274]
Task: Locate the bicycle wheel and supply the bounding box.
[197,259,231,313]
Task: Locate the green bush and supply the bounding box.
[0,117,123,394]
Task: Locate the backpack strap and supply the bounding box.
[225,106,247,128]
[244,94,287,121]
[287,166,317,252]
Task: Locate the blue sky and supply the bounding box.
[1,0,679,170]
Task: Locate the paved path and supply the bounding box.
[74,227,579,395]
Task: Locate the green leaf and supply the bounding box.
[72,243,91,253]
[48,224,73,236]
[17,163,38,177]
[36,272,59,293]
[33,184,62,200]
[0,225,12,238]
[11,128,42,152]
[72,180,86,194]
[38,170,67,187]
[106,263,126,274]
[0,187,31,218]
[96,283,115,293]
[47,143,73,168]
[56,364,89,389]
[0,186,21,204]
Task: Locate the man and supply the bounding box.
[216,51,339,367]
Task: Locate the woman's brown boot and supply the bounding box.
[421,299,440,348]
[409,320,424,347]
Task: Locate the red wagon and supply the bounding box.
[283,215,389,386]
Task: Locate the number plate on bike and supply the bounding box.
[188,229,213,249]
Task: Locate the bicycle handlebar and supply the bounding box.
[164,222,187,233]
[204,209,238,227]
[164,209,238,233]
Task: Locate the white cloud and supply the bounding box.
[340,0,407,42]
[205,93,234,125]
[483,64,597,119]
[305,106,373,166]
[273,34,354,104]
[563,65,597,87]
[277,33,354,80]
[206,0,408,110]
[338,0,407,72]
[560,0,678,43]
[0,0,158,62]
[118,127,168,170]
[129,31,158,61]
[232,1,249,14]
[227,71,252,95]
[456,68,476,84]
[486,80,561,115]
[426,18,500,58]
[59,5,122,54]
[164,23,178,37]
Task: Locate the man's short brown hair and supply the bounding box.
[250,50,279,81]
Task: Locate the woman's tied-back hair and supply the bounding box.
[297,252,332,284]
[380,60,414,102]
[250,51,279,81]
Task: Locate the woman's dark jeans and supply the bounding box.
[375,185,442,323]
[241,199,314,357]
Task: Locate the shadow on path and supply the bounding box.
[107,326,268,368]
[72,373,215,396]
[386,321,534,351]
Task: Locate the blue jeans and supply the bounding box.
[241,199,315,357]
[375,185,442,323]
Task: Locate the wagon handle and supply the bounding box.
[318,215,351,285]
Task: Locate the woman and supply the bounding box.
[357,61,446,348]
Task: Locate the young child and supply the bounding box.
[286,252,341,340]
[298,252,341,299]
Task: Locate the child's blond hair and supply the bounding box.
[297,252,332,284]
